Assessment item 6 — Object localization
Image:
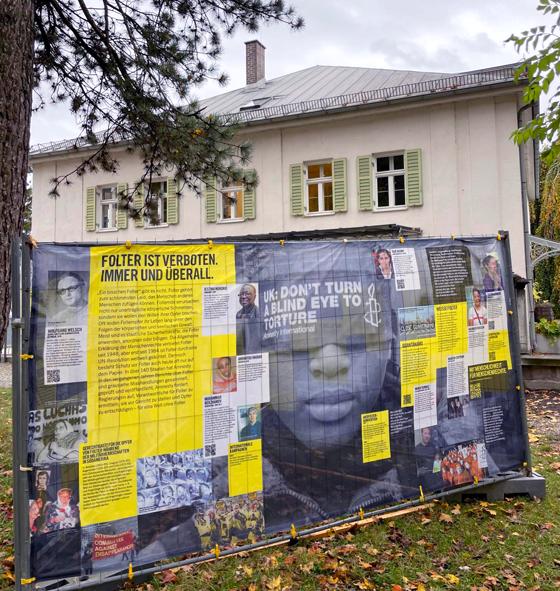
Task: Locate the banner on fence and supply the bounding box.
[23,237,527,580]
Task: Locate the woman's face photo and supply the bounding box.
[270,340,390,447]
[473,289,482,306]
[378,251,391,270]
[487,257,498,273]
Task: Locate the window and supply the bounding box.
[374,154,406,209]
[305,161,333,214]
[97,185,117,230]
[145,179,168,226]
[219,182,244,221]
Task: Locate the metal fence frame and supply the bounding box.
[12,232,532,590]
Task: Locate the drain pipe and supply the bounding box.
[517,102,536,351]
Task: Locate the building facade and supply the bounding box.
[30,43,537,282]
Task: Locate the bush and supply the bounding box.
[535,317,560,343]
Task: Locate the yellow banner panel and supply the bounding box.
[87,244,236,457]
[361,410,391,463]
[488,329,512,368]
[79,438,137,526]
[400,338,437,407]
[435,302,468,362]
[228,439,263,497]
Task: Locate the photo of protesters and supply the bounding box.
[34,418,85,464]
[440,441,487,486]
[238,405,262,441]
[28,401,87,466]
[236,283,260,354]
[373,248,394,280]
[44,487,80,531]
[482,255,503,292]
[212,356,237,394]
[467,287,487,327]
[398,306,436,340]
[193,493,265,550]
[137,449,212,515]
[48,271,89,324]
[80,518,139,575]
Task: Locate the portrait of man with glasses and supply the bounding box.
[50,272,88,324]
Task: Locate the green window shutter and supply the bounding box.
[133,183,144,227]
[243,169,256,220]
[290,164,304,216]
[205,177,217,223]
[167,177,179,224]
[357,155,373,211]
[332,158,347,212]
[405,148,423,206]
[85,187,96,231]
[116,183,128,229]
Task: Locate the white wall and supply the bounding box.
[31,90,527,274]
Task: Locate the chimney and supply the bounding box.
[245,40,266,85]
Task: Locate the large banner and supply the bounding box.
[23,237,527,580]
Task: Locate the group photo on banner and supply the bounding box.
[22,236,527,581]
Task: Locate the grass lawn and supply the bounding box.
[0,386,558,591]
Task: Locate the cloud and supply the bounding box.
[30,0,554,144]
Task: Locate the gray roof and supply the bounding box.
[30,62,522,157]
[201,64,447,115]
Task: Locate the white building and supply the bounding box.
[30,41,537,285]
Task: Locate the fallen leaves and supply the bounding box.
[160,569,177,584]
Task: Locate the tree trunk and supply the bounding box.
[0,0,34,349]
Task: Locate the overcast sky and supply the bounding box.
[30,0,555,146]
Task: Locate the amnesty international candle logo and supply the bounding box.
[364,283,382,327]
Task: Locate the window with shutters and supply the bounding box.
[305,161,334,215]
[97,185,118,230]
[374,153,406,210]
[144,179,168,226]
[219,182,244,222]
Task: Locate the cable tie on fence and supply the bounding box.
[290,523,298,540]
[279,239,285,247]
[508,310,513,315]
[20,354,33,361]
[516,385,521,391]
[474,475,479,486]
[19,465,33,472]
[213,544,220,559]
[419,485,425,503]
[128,563,133,581]
[497,233,502,241]
[399,236,405,244]
[21,577,36,585]
[208,240,214,249]
[451,234,456,240]
[358,507,365,520]
[125,240,133,249]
